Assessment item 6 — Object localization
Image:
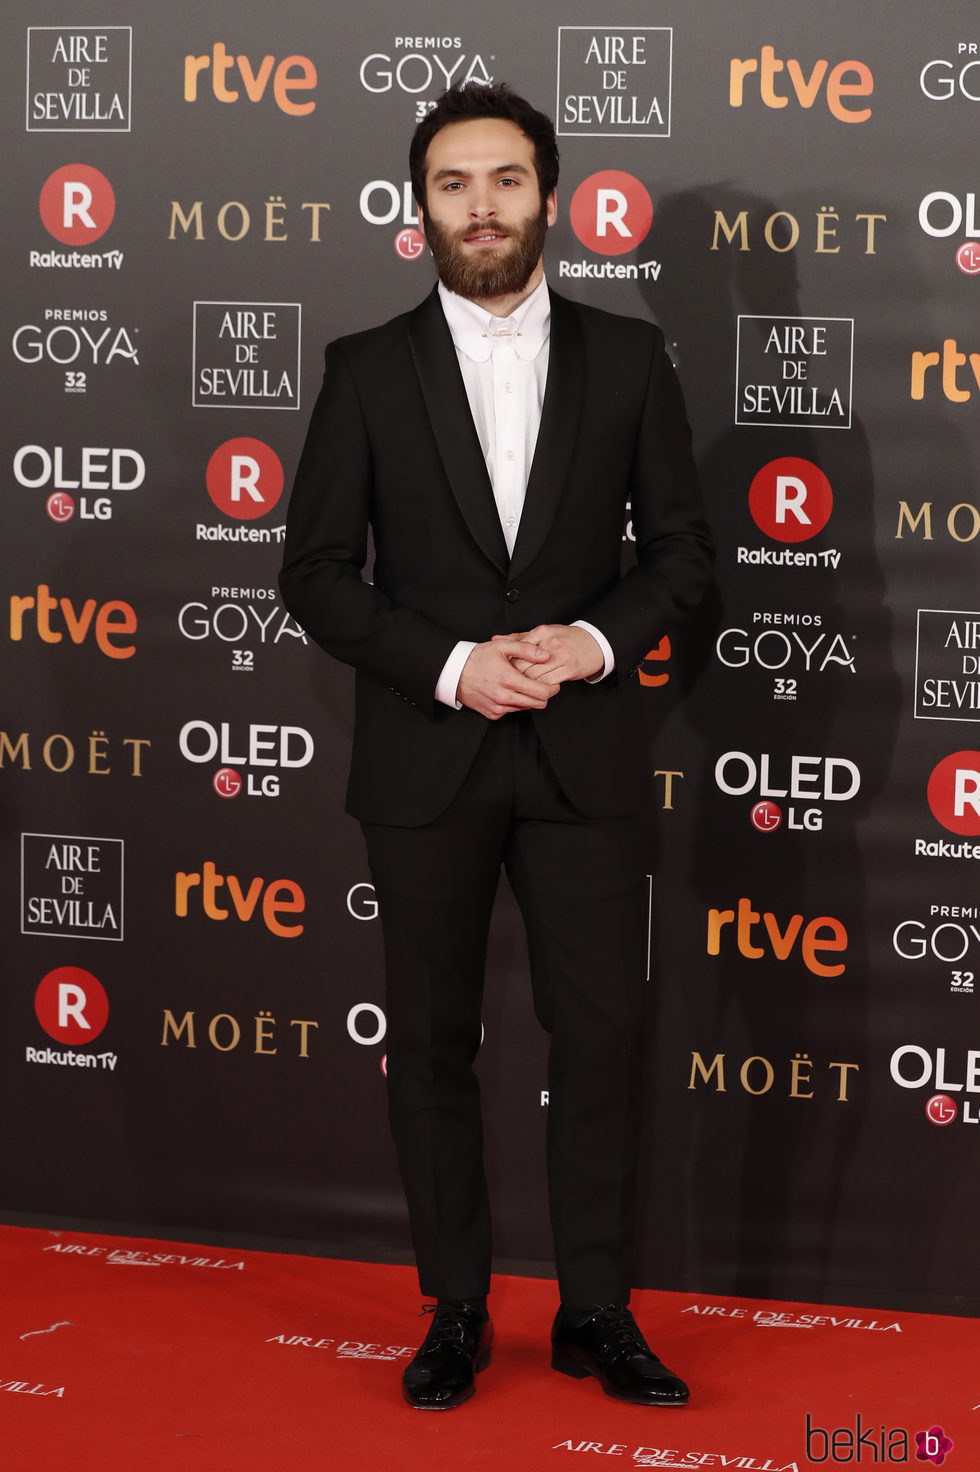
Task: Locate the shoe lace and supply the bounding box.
[418,1301,483,1351]
[590,1306,650,1357]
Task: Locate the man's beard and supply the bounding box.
[423,201,549,300]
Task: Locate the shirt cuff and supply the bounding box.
[573,620,614,683]
[435,640,477,709]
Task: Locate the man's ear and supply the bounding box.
[417,202,425,233]
[545,190,558,229]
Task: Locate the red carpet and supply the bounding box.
[0,1225,972,1470]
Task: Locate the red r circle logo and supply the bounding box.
[35,966,109,1045]
[569,171,653,256]
[205,438,284,521]
[748,458,833,543]
[927,751,980,835]
[39,164,115,245]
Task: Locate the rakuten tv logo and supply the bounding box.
[749,457,833,542]
[206,439,283,520]
[569,170,653,255]
[927,751,980,834]
[35,965,109,1044]
[39,164,114,244]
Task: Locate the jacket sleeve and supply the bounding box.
[279,342,457,715]
[578,327,714,673]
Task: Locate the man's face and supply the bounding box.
[419,117,557,302]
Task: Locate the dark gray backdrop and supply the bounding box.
[3,2,979,1317]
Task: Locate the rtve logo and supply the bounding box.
[39,164,114,245]
[707,897,848,977]
[569,170,653,255]
[911,339,980,401]
[9,584,137,659]
[927,751,980,835]
[206,439,283,520]
[729,46,873,122]
[749,457,833,543]
[35,966,109,1045]
[183,44,316,115]
[175,863,305,937]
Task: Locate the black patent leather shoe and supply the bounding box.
[551,1305,689,1406]
[402,1302,493,1410]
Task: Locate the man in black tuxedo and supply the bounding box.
[280,83,712,1410]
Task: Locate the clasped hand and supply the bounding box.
[456,624,602,721]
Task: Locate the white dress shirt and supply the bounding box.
[434,277,614,708]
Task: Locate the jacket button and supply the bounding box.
[505,587,520,602]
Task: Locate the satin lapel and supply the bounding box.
[508,290,586,580]
[408,288,509,574]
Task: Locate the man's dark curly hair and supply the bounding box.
[409,83,560,209]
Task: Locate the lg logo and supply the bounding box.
[35,966,109,1044]
[569,170,653,255]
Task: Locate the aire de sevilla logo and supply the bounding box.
[569,170,652,255]
[749,457,833,542]
[927,751,980,834]
[39,164,114,244]
[35,966,109,1044]
[206,438,283,520]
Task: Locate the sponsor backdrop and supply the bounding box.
[2,2,979,1316]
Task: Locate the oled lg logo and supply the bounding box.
[198,438,285,545]
[14,443,145,524]
[715,750,861,833]
[919,191,980,276]
[27,966,117,1071]
[561,170,660,284]
[178,718,313,799]
[893,1041,980,1127]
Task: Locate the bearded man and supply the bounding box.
[280,82,712,1411]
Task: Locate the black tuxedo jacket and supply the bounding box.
[280,285,712,826]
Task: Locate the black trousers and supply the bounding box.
[362,713,650,1308]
